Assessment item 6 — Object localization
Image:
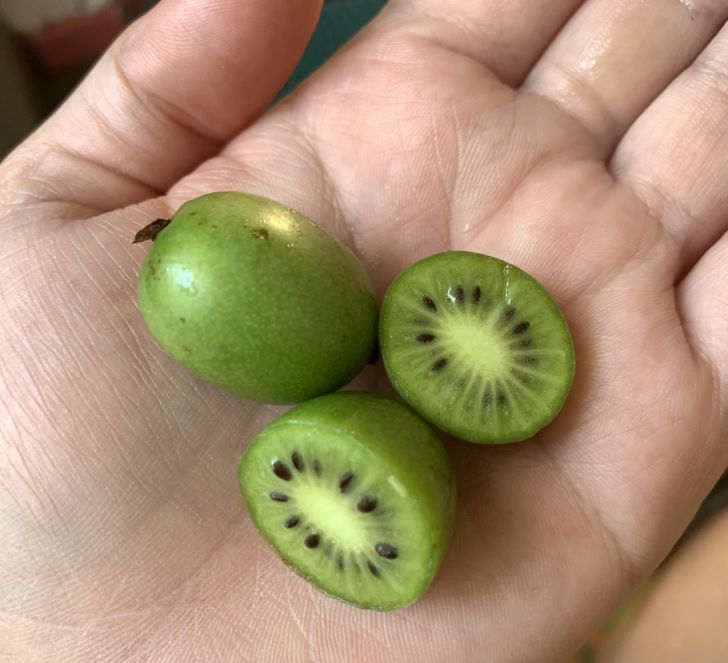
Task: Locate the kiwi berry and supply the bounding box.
[239,392,456,610]
[136,192,378,403]
[379,251,575,444]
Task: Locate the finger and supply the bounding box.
[524,0,728,155]
[2,0,322,214]
[679,235,728,422]
[389,0,585,86]
[612,22,728,273]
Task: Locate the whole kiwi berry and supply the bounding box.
[136,192,378,403]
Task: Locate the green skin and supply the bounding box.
[137,192,378,403]
[239,392,456,611]
[379,251,575,444]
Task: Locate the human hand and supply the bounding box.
[2,1,728,660]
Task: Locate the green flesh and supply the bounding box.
[137,192,378,403]
[380,251,575,444]
[239,392,455,610]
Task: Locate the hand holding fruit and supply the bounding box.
[2,0,728,661]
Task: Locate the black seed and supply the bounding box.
[304,533,320,549]
[472,286,481,304]
[513,321,530,335]
[269,492,288,502]
[284,515,300,528]
[482,391,493,407]
[272,461,292,481]
[313,460,321,476]
[337,555,345,571]
[455,286,465,304]
[357,496,378,513]
[416,334,436,343]
[422,296,437,311]
[367,561,381,578]
[497,391,507,407]
[375,542,398,559]
[291,452,305,472]
[339,471,354,492]
[432,358,448,371]
[520,355,540,365]
[505,307,516,319]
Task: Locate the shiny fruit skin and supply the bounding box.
[137,192,378,403]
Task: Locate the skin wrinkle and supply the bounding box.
[612,38,728,275]
[69,570,136,653]
[87,525,240,662]
[395,8,504,71]
[534,61,620,154]
[112,52,225,148]
[122,0,303,140]
[538,429,654,588]
[677,254,728,421]
[692,50,728,97]
[74,345,205,465]
[499,448,627,586]
[136,551,288,662]
[285,590,315,663]
[584,185,678,297]
[445,95,466,234]
[615,176,699,270]
[524,0,728,160]
[427,104,456,251]
[675,269,728,404]
[6,243,241,541]
[26,140,156,214]
[391,0,586,87]
[69,248,184,434]
[1,358,72,535]
[284,121,354,256]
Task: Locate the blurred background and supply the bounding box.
[0,0,387,158]
[1,1,727,661]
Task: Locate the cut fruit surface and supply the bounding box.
[380,251,575,444]
[238,392,455,611]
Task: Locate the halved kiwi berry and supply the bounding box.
[380,251,575,444]
[239,392,456,610]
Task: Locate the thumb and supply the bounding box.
[3,0,322,213]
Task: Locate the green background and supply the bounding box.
[281,0,387,97]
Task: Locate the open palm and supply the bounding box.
[3,1,728,661]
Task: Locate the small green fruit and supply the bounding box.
[239,392,456,610]
[379,251,574,443]
[136,192,378,403]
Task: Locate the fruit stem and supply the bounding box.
[132,218,171,244]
